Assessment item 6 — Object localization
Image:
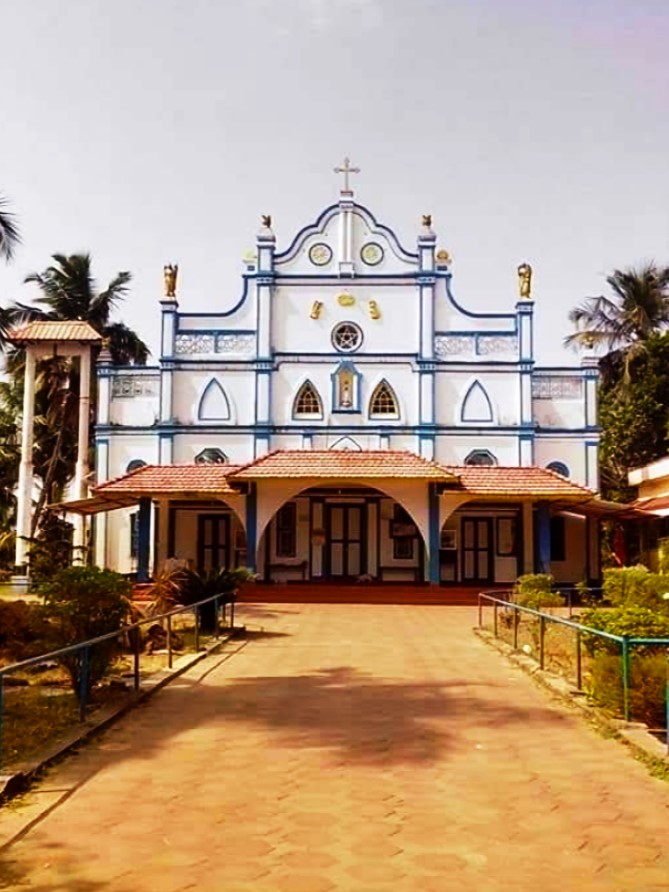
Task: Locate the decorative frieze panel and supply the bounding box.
[111,376,159,398]
[174,332,255,356]
[216,333,255,354]
[434,335,475,358]
[532,376,583,400]
[477,336,518,355]
[175,334,216,355]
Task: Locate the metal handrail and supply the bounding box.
[0,590,236,770]
[477,591,669,743]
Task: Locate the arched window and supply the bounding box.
[464,449,497,467]
[547,461,570,478]
[126,459,147,474]
[195,448,228,465]
[293,381,322,417]
[370,380,399,417]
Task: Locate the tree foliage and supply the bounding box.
[0,196,20,262]
[0,254,150,554]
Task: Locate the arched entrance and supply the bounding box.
[257,485,427,583]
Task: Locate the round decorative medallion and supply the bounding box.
[360,242,384,266]
[309,242,333,266]
[332,321,363,353]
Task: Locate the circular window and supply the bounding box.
[332,322,362,353]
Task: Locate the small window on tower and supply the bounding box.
[294,381,323,417]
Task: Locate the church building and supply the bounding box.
[65,160,606,590]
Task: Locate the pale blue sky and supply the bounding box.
[1,0,667,364]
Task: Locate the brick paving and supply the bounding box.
[1,604,669,891]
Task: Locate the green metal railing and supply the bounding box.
[478,592,669,752]
[0,592,235,772]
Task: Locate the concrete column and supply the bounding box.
[427,483,440,584]
[156,499,170,570]
[522,501,534,574]
[136,497,152,582]
[72,348,92,564]
[15,349,37,573]
[94,438,110,568]
[246,484,257,574]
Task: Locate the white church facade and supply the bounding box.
[64,164,606,589]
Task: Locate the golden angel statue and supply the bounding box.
[517,262,533,299]
[163,264,178,298]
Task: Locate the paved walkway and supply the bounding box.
[1,604,669,891]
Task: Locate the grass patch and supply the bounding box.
[2,687,79,768]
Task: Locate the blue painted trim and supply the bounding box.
[197,379,232,422]
[245,483,257,573]
[97,421,595,435]
[440,276,518,322]
[137,497,152,583]
[274,202,418,265]
[460,380,494,424]
[330,435,363,451]
[330,360,362,413]
[428,483,440,584]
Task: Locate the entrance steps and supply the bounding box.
[237,582,507,606]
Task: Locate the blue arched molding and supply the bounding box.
[198,379,231,421]
[330,436,362,451]
[547,461,570,479]
[274,202,418,266]
[464,449,498,467]
[126,459,147,474]
[331,360,362,414]
[461,380,493,423]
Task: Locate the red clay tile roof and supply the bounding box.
[95,464,241,497]
[7,321,102,342]
[231,450,458,481]
[443,465,595,499]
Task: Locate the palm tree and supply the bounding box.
[0,196,20,262]
[14,253,149,364]
[0,254,150,550]
[565,264,669,373]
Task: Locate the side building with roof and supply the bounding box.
[65,170,610,590]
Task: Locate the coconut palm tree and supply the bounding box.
[565,263,669,373]
[0,254,150,549]
[0,196,20,262]
[9,253,149,364]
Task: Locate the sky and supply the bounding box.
[1,0,668,365]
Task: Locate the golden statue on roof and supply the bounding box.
[163,264,178,298]
[517,262,532,299]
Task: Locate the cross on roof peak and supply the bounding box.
[334,156,360,195]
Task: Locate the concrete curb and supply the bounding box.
[473,625,669,765]
[0,627,245,803]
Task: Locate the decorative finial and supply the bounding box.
[163,263,178,298]
[517,262,533,300]
[422,214,432,228]
[334,156,360,195]
[261,214,272,228]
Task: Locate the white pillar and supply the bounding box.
[15,349,36,572]
[72,348,92,564]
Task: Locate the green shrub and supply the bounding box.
[588,652,667,728]
[38,567,131,700]
[580,605,669,656]
[602,566,669,612]
[513,574,564,611]
[0,600,51,661]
